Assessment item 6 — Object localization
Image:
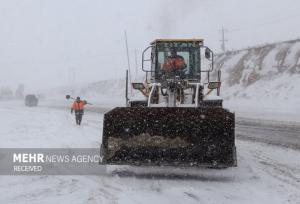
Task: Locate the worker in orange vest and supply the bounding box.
[71,96,86,125]
[162,48,187,74]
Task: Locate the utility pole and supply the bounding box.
[219,26,228,53]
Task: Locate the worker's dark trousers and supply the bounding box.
[75,110,84,125]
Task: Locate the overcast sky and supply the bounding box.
[0,0,300,91]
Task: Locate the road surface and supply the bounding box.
[0,100,299,204]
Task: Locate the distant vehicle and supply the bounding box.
[0,87,13,100]
[25,94,39,107]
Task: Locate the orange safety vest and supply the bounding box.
[72,101,85,110]
[162,56,186,71]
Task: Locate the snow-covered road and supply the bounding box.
[236,117,300,150]
[0,100,300,204]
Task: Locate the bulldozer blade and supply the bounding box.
[101,107,236,168]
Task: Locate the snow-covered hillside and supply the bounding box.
[216,39,300,99]
[215,39,300,121]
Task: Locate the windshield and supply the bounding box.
[153,42,200,81]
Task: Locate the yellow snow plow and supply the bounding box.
[100,39,237,168]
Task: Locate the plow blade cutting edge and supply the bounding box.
[100,107,237,168]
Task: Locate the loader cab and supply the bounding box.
[149,39,203,82]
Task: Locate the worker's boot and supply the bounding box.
[76,115,80,125]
